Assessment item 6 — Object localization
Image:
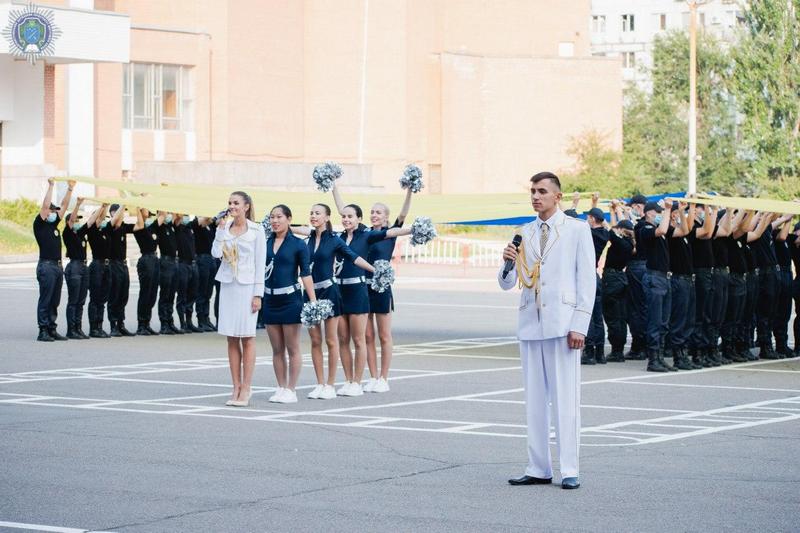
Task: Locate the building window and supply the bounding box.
[622,51,636,69]
[591,15,606,33]
[699,12,706,27]
[122,63,193,131]
[657,13,667,31]
[622,14,635,32]
[558,42,575,57]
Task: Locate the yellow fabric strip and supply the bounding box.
[671,194,800,215]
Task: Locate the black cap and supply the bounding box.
[564,208,580,219]
[616,219,634,230]
[644,201,663,213]
[49,203,60,211]
[794,221,800,232]
[109,203,120,213]
[584,207,605,221]
[628,194,648,206]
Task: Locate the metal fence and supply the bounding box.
[397,236,506,267]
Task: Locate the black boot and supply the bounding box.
[136,321,151,336]
[145,323,159,336]
[758,342,780,360]
[89,322,110,338]
[626,338,646,360]
[740,342,758,361]
[658,349,677,372]
[581,347,596,365]
[706,347,722,367]
[646,349,668,372]
[75,322,90,339]
[198,316,215,333]
[673,347,694,370]
[48,326,68,341]
[66,323,82,340]
[687,348,703,369]
[174,318,187,334]
[186,312,203,333]
[725,343,747,363]
[160,322,175,335]
[607,348,626,363]
[776,344,792,359]
[37,326,55,342]
[109,321,122,337]
[118,321,136,337]
[595,345,607,364]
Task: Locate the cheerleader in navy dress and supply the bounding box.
[332,183,414,393]
[264,204,318,404]
[303,203,376,400]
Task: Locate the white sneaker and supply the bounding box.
[319,385,337,400]
[276,389,298,404]
[372,378,390,393]
[337,382,353,396]
[268,387,285,402]
[342,382,364,397]
[307,384,324,399]
[363,378,378,393]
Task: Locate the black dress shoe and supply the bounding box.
[561,477,580,489]
[508,475,552,486]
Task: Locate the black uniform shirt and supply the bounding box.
[192,220,215,255]
[689,221,714,269]
[63,224,88,261]
[105,223,134,261]
[669,230,694,275]
[773,230,791,269]
[639,222,675,273]
[629,219,647,262]
[33,215,62,261]
[604,231,634,270]
[727,236,747,275]
[743,238,757,273]
[157,221,178,258]
[712,228,729,269]
[134,224,159,254]
[590,227,610,267]
[752,229,777,268]
[788,234,800,275]
[176,223,197,261]
[87,224,110,261]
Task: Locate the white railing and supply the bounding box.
[396,236,506,267]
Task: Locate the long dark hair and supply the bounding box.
[231,191,254,221]
[344,203,363,219]
[314,203,333,233]
[271,204,292,219]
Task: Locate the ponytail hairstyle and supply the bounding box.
[231,190,254,221]
[314,203,333,233]
[272,204,292,220]
[345,203,363,220]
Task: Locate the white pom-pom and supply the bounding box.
[399,164,424,193]
[312,162,343,192]
[369,260,395,293]
[410,216,437,246]
[301,299,334,328]
[260,214,273,240]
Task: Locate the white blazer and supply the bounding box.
[498,209,596,341]
[212,219,266,296]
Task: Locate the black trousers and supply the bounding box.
[772,269,793,349]
[64,260,89,327]
[626,260,647,348]
[587,274,604,348]
[710,270,729,347]
[136,254,160,322]
[644,270,671,352]
[195,253,216,319]
[602,269,628,352]
[107,260,130,323]
[756,268,778,345]
[668,275,695,349]
[36,260,63,328]
[158,257,178,323]
[176,260,199,316]
[689,268,713,351]
[721,273,746,347]
[742,270,759,348]
[793,277,800,350]
[88,259,110,325]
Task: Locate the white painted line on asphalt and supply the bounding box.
[458,398,695,414]
[615,381,800,393]
[0,521,115,533]
[403,302,516,310]
[723,367,800,374]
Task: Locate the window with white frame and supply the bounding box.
[591,15,606,33]
[122,63,193,131]
[622,14,635,32]
[622,51,636,69]
[656,13,667,31]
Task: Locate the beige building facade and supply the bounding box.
[2,0,622,199]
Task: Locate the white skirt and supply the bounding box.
[217,280,259,338]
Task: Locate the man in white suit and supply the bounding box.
[498,171,596,490]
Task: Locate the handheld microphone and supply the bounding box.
[502,234,523,280]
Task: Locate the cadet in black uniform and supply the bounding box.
[625,194,649,360]
[156,212,180,335]
[640,200,689,372]
[105,204,135,337]
[666,203,698,370]
[87,204,110,338]
[751,212,782,358]
[740,212,760,357]
[789,222,800,356]
[34,178,75,341]
[63,197,103,340]
[193,216,218,332]
[722,209,751,364]
[133,208,160,336]
[580,205,609,365]
[175,214,201,333]
[687,205,718,367]
[772,214,795,357]
[603,202,635,362]
[708,210,735,365]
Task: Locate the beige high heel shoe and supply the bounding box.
[225,387,240,406]
[230,388,251,407]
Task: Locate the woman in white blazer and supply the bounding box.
[212,191,266,407]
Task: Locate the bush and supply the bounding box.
[0,198,40,227]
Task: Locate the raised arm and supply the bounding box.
[714,208,733,238]
[59,179,76,214]
[67,197,84,229]
[385,226,412,239]
[733,210,754,239]
[290,225,312,237]
[655,204,673,238]
[747,212,775,243]
[39,178,55,220]
[134,207,146,231]
[609,200,619,226]
[696,205,717,239]
[331,182,346,215]
[85,202,105,228]
[775,214,794,241]
[110,205,126,228]
[397,187,413,225]
[92,203,108,228]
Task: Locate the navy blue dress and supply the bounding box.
[305,230,361,317]
[264,232,310,325]
[367,218,402,313]
[338,224,387,314]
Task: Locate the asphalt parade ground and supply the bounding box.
[0,267,798,532]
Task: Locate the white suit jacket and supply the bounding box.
[212,219,266,296]
[498,209,596,341]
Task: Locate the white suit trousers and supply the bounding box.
[520,337,581,479]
